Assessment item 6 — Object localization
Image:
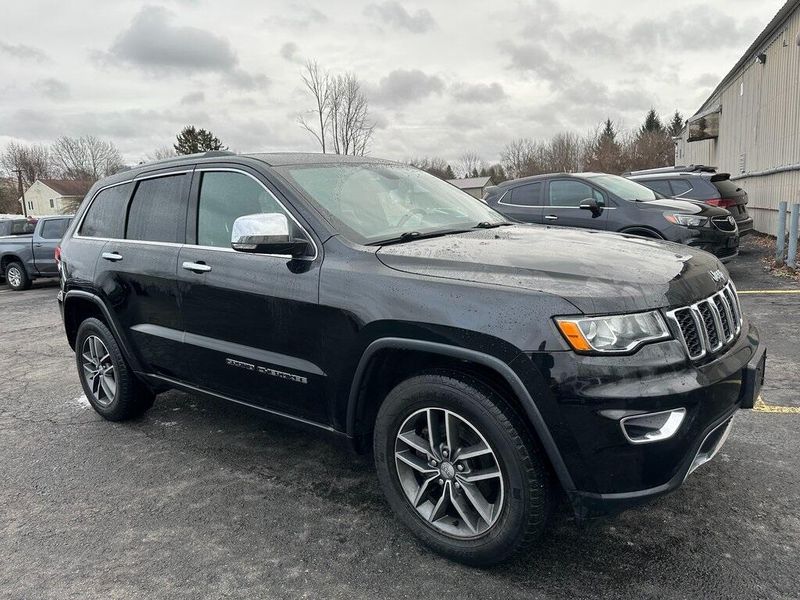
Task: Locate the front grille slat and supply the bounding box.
[666,282,742,361]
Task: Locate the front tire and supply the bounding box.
[373,372,552,566]
[75,318,155,421]
[5,261,31,291]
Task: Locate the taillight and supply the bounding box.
[55,245,62,265]
[707,198,737,208]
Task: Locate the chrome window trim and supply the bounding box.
[72,167,319,262]
[194,167,319,262]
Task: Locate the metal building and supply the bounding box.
[675,0,800,235]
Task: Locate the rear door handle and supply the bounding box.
[182,261,212,273]
[101,252,123,262]
[544,215,558,221]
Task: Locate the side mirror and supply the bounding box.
[231,213,309,257]
[579,198,603,217]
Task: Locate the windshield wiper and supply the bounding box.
[368,228,472,246]
[474,221,512,229]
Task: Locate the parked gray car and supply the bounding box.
[0,215,72,290]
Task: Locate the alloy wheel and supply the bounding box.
[81,335,117,407]
[7,266,21,288]
[394,407,504,539]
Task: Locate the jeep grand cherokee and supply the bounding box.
[57,152,766,566]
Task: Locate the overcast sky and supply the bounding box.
[0,0,785,166]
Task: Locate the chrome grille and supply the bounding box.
[666,282,742,361]
[712,216,737,232]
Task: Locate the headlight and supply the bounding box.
[555,311,671,353]
[664,213,709,227]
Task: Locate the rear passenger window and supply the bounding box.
[80,183,132,239]
[41,218,71,240]
[642,180,672,196]
[197,171,287,248]
[504,183,542,207]
[669,179,693,196]
[126,175,188,243]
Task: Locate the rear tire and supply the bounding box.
[373,371,552,566]
[75,318,155,421]
[5,262,31,291]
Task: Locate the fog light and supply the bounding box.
[620,408,686,444]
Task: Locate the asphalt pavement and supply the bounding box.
[0,237,798,599]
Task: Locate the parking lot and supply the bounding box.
[0,237,797,600]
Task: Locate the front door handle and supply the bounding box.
[544,215,558,221]
[182,261,212,273]
[101,252,123,262]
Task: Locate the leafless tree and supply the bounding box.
[458,150,483,177]
[146,146,177,162]
[298,60,374,156]
[546,132,584,173]
[298,60,331,153]
[0,179,20,214]
[407,156,454,179]
[51,136,125,182]
[501,138,549,178]
[1,141,53,186]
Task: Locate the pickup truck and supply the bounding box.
[1,215,73,290]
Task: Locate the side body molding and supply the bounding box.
[345,337,576,493]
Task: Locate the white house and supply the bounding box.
[17,179,92,216]
[446,176,494,199]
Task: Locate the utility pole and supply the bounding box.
[13,168,27,217]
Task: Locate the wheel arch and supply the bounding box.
[1,254,25,271]
[617,226,665,239]
[63,290,144,373]
[345,338,575,493]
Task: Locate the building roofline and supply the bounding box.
[692,0,800,117]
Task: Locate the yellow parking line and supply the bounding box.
[738,290,800,295]
[753,395,800,414]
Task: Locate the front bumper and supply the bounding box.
[514,321,763,519]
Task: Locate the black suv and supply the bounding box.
[626,165,754,235]
[484,172,740,262]
[58,153,765,566]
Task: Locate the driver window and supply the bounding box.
[197,172,289,248]
[548,180,599,207]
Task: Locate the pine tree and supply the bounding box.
[640,109,664,135]
[601,118,616,142]
[668,111,685,137]
[174,126,228,155]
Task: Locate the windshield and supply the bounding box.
[277,163,507,245]
[588,174,660,201]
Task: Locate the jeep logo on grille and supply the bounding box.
[709,269,726,283]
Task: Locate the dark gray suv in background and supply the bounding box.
[625,165,753,236]
[484,173,740,262]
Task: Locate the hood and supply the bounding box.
[634,197,730,217]
[376,225,728,314]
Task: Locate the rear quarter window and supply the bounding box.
[80,183,132,239]
[503,183,542,206]
[640,179,672,196]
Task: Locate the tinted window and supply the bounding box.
[669,179,693,196]
[642,180,672,196]
[80,183,132,238]
[548,180,602,207]
[40,218,71,239]
[126,176,187,243]
[197,172,286,248]
[504,183,542,206]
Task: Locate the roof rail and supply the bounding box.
[202,150,236,158]
[624,164,717,176]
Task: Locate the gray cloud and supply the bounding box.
[364,1,436,33]
[108,6,236,71]
[180,91,205,105]
[272,3,328,30]
[37,78,70,99]
[498,41,573,82]
[451,82,506,104]
[629,7,759,50]
[0,41,49,62]
[280,42,302,63]
[372,69,444,106]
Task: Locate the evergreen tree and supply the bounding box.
[668,111,685,137]
[174,126,228,155]
[444,164,455,179]
[640,109,664,135]
[601,118,616,142]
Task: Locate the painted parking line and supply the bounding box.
[753,395,800,414]
[738,289,800,295]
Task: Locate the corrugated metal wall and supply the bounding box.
[677,4,800,236]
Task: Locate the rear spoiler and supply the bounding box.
[709,173,731,182]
